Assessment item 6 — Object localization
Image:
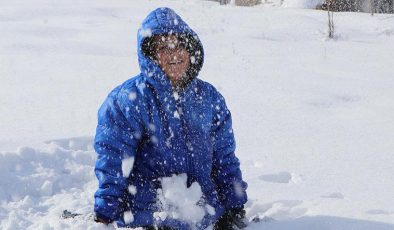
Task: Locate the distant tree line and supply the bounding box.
[319,0,393,13]
[211,0,392,13]
[211,0,262,6]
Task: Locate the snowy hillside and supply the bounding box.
[1,0,394,229]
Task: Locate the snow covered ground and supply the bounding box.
[1,0,394,229]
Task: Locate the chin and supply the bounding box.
[171,76,182,81]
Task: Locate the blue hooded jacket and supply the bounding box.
[94,7,247,229]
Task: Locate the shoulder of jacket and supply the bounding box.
[111,74,146,101]
[195,79,225,101]
[118,74,145,92]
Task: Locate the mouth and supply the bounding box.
[168,60,184,65]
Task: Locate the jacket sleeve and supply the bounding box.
[93,88,143,222]
[210,92,248,209]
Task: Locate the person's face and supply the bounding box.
[154,35,190,84]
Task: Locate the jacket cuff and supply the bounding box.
[231,205,244,211]
[94,212,113,223]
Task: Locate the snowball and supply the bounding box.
[157,174,206,224]
[123,210,134,224]
[122,157,135,178]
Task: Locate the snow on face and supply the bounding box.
[190,56,196,64]
[154,35,190,84]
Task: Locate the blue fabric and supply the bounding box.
[94,7,247,229]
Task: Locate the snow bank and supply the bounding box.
[1,0,394,229]
[0,140,101,230]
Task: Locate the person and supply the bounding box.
[93,7,248,230]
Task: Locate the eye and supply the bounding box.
[157,46,166,52]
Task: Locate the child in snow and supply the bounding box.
[93,7,248,230]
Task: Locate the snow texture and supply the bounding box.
[155,174,207,224]
[123,211,134,225]
[122,157,135,178]
[1,0,394,229]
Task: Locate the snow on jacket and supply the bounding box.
[94,7,247,229]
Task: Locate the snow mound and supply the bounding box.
[0,140,101,230]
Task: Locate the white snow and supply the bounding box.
[122,157,135,178]
[1,0,394,229]
[40,180,54,196]
[123,210,134,225]
[128,185,137,195]
[139,28,153,38]
[174,110,181,119]
[259,171,293,183]
[137,83,146,93]
[128,91,137,101]
[155,174,207,224]
[0,142,98,229]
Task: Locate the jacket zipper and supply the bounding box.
[173,92,193,177]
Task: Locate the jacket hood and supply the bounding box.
[137,8,204,89]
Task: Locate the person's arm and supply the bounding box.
[94,88,143,223]
[210,92,248,209]
[210,92,248,207]
[210,91,248,229]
